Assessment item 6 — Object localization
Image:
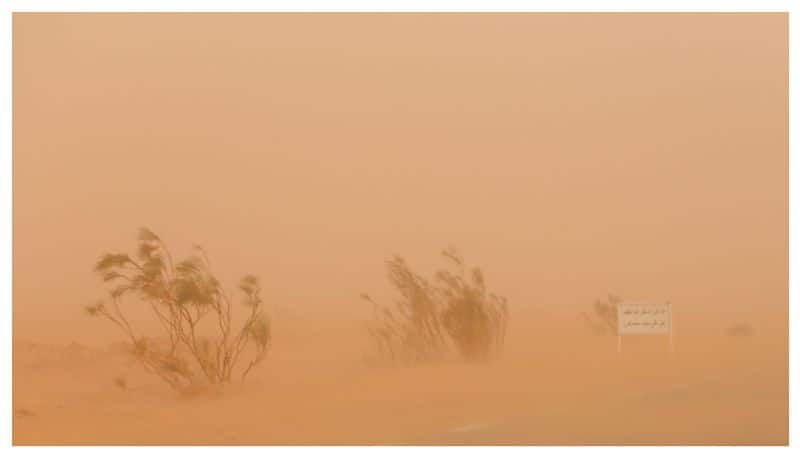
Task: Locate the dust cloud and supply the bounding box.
[13,13,787,445]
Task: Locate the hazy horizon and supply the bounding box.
[11,13,788,446]
[14,13,787,345]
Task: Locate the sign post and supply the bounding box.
[669,303,674,357]
[617,302,673,355]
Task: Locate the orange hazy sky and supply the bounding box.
[13,13,787,340]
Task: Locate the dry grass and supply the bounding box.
[362,248,508,365]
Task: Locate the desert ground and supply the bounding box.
[13,309,787,445]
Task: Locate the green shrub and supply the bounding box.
[87,228,271,393]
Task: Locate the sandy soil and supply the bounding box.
[12,311,787,446]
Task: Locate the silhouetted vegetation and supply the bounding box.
[726,323,754,338]
[113,374,128,391]
[361,248,509,365]
[14,408,35,419]
[86,228,271,393]
[581,293,622,335]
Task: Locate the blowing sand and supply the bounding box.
[10,11,788,447]
[12,310,787,445]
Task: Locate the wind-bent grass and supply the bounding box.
[362,247,509,365]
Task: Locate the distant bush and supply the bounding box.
[726,323,754,338]
[87,228,271,393]
[361,248,509,364]
[113,374,128,390]
[581,293,622,336]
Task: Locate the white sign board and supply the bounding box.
[617,303,671,335]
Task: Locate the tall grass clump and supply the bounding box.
[86,228,271,393]
[361,248,509,365]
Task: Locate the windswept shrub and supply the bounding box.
[581,293,622,335]
[361,256,446,364]
[86,228,271,393]
[113,374,128,391]
[726,323,754,338]
[361,248,508,364]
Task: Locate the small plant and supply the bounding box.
[87,228,272,393]
[113,374,128,390]
[361,247,509,364]
[14,408,35,419]
[726,323,754,338]
[581,293,622,335]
